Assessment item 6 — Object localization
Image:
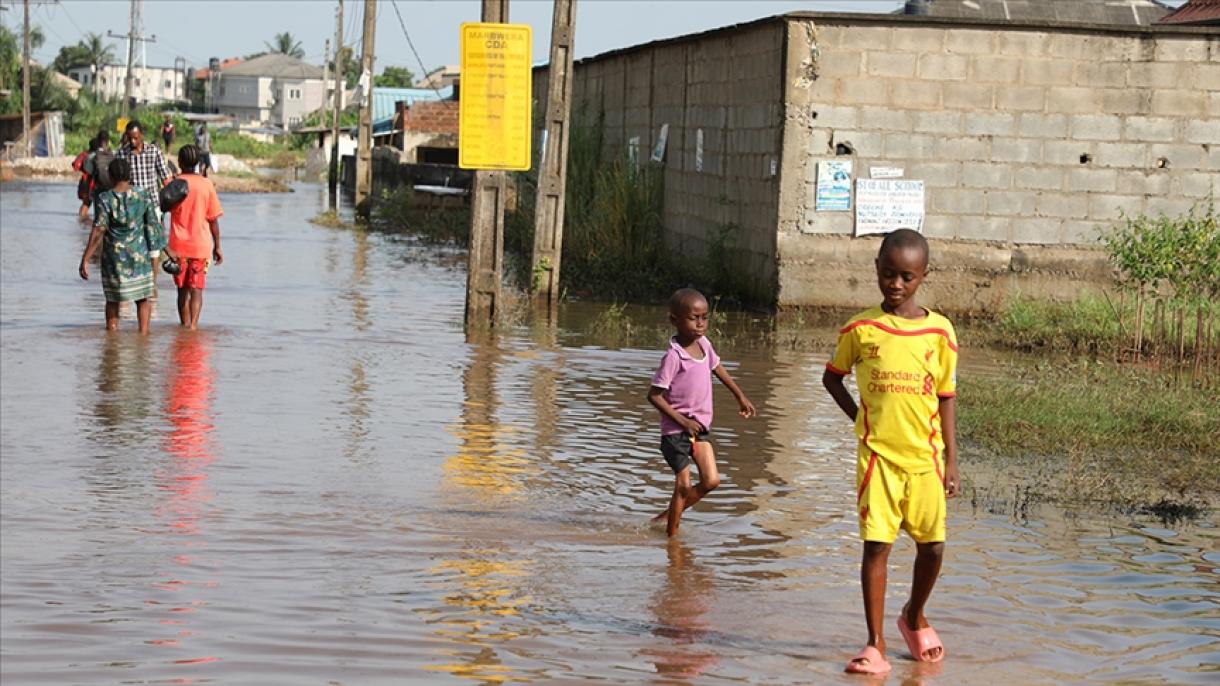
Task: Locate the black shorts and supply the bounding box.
[660,431,710,474]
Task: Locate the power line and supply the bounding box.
[389,0,441,96]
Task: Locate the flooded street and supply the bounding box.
[2,180,1217,684]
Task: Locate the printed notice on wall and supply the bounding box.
[815,160,853,211]
[651,123,669,163]
[695,129,704,172]
[854,179,925,236]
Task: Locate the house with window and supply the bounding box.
[214,53,327,128]
[66,63,186,105]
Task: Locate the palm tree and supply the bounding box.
[264,32,305,59]
[80,32,116,70]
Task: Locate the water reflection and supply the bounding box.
[444,333,533,497]
[149,331,220,669]
[641,540,719,680]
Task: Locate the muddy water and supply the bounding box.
[2,180,1217,684]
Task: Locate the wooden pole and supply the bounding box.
[530,0,577,316]
[329,0,344,207]
[322,39,330,113]
[354,0,376,217]
[122,0,137,117]
[465,0,510,328]
[21,0,31,158]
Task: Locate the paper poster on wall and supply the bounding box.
[855,179,925,236]
[870,166,904,179]
[695,129,704,173]
[651,123,669,163]
[815,160,853,211]
[628,136,640,166]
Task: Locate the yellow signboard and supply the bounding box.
[459,22,532,171]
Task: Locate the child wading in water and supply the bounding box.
[165,144,224,330]
[648,288,755,537]
[79,157,167,334]
[823,229,960,675]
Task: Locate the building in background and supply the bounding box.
[66,63,186,105]
[1157,0,1220,25]
[214,53,327,128]
[531,9,1218,310]
[901,0,1172,25]
[415,65,460,90]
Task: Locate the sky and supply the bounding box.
[6,0,904,78]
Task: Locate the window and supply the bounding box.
[239,84,252,94]
[219,85,226,96]
[135,78,141,86]
[164,79,172,89]
[288,88,301,99]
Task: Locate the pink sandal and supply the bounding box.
[897,614,945,662]
[844,645,891,674]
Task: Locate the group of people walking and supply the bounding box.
[76,119,224,333]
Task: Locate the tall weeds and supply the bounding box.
[1103,201,1220,385]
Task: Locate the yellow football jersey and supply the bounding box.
[827,306,958,475]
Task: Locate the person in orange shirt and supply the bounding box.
[822,229,960,675]
[165,145,224,330]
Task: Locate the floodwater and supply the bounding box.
[2,180,1217,685]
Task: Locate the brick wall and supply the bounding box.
[403,100,459,135]
[779,15,1219,311]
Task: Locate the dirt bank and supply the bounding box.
[1,159,290,193]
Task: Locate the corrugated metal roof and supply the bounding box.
[372,86,454,134]
[907,0,1171,26]
[1158,0,1220,24]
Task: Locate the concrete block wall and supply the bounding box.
[532,20,787,301]
[779,16,1219,312]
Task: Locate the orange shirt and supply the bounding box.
[168,173,223,259]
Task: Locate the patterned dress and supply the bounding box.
[93,188,167,302]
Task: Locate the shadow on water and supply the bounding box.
[2,181,1218,684]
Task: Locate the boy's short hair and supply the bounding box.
[124,119,143,134]
[669,287,707,314]
[108,157,132,183]
[878,228,929,262]
[96,130,110,145]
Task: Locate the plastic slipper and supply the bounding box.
[844,645,891,675]
[897,614,945,662]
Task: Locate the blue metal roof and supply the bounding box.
[372,85,454,135]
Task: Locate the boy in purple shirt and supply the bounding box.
[648,288,756,537]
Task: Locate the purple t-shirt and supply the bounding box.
[651,336,720,436]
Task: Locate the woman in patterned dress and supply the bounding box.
[78,157,167,334]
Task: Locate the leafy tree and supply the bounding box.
[374,65,415,88]
[53,32,115,73]
[0,23,45,93]
[329,45,361,88]
[264,32,305,59]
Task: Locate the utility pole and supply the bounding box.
[319,39,329,128]
[465,0,510,327]
[530,0,577,315]
[21,0,30,157]
[354,0,376,216]
[109,0,155,117]
[122,0,138,116]
[328,0,343,206]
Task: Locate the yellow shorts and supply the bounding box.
[856,448,946,544]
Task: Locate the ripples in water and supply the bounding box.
[2,181,1217,684]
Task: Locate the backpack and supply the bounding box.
[88,150,116,191]
[72,150,89,173]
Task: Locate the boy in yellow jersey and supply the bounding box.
[822,229,959,675]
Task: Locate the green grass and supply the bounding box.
[960,358,1219,509]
